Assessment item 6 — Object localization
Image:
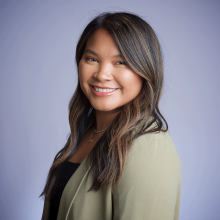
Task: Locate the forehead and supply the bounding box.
[85,28,119,55]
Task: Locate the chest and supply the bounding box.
[68,127,103,163]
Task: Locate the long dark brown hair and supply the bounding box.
[40,11,168,199]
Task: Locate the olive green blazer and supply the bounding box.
[41,129,181,220]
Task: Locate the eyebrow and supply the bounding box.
[84,49,122,58]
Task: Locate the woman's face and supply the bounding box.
[78,28,143,112]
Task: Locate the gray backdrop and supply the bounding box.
[0,0,219,220]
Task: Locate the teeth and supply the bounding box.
[94,86,116,93]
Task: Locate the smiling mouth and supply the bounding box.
[92,86,117,93]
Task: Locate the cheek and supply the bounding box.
[133,75,143,90]
[78,62,88,85]
[120,71,143,92]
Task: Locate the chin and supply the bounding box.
[90,103,118,112]
[93,106,115,112]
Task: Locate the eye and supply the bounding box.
[116,61,126,65]
[86,57,98,62]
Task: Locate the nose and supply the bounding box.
[93,62,113,82]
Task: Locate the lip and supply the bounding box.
[90,85,119,97]
[91,85,118,89]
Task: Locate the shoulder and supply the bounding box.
[119,130,181,185]
[131,130,179,161]
[113,131,181,219]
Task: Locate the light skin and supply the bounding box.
[68,28,143,163]
[79,28,143,131]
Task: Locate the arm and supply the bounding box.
[112,132,181,220]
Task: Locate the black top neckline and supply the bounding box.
[66,161,81,165]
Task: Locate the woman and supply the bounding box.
[40,12,181,220]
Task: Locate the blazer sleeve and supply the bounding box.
[112,132,181,220]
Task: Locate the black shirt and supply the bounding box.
[49,161,81,220]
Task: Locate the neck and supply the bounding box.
[95,107,122,131]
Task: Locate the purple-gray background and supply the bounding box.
[0,0,219,220]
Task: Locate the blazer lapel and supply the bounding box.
[56,154,92,220]
[57,120,95,220]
